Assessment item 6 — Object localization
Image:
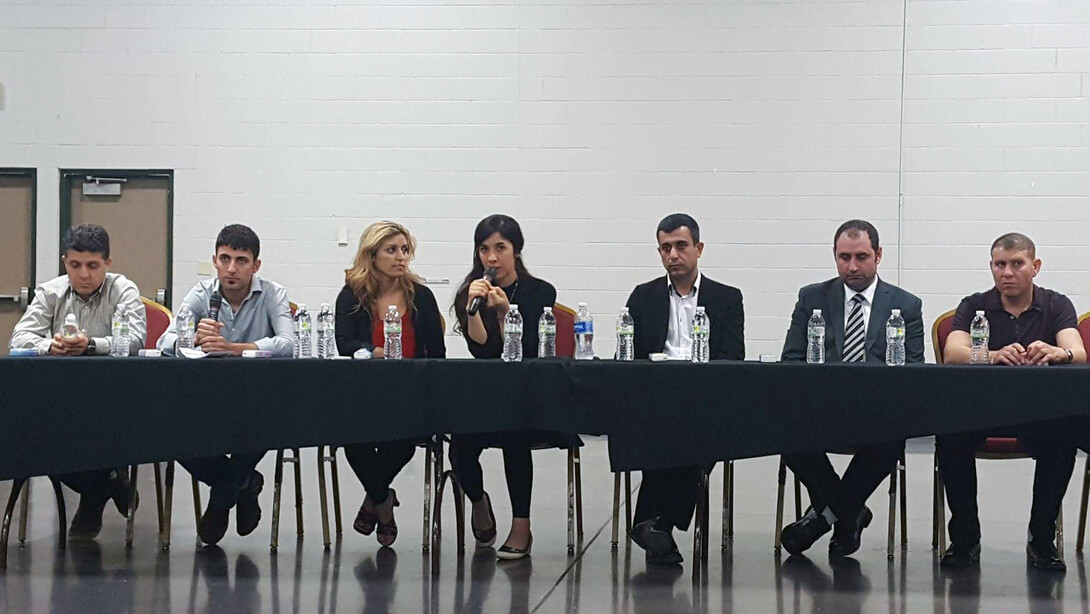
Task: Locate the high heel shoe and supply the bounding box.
[375,489,400,547]
[497,533,532,561]
[471,491,497,548]
[354,496,377,536]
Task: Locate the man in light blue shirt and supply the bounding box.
[157,224,293,546]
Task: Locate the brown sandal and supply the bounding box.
[354,496,378,536]
[375,489,400,547]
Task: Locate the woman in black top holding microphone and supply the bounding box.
[451,214,579,560]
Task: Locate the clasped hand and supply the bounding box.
[992,341,1066,366]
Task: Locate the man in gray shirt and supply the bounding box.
[157,224,293,546]
[9,224,147,540]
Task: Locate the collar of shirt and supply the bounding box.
[843,276,878,311]
[667,272,702,298]
[213,275,264,312]
[984,284,1044,316]
[67,277,107,304]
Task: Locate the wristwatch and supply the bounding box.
[85,339,96,355]
[1065,348,1074,363]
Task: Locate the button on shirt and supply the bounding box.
[157,275,294,356]
[664,273,701,360]
[951,285,1076,350]
[843,277,878,338]
[9,272,147,355]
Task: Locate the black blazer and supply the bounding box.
[624,274,745,361]
[781,277,924,364]
[335,282,446,359]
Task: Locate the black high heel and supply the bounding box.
[472,491,497,548]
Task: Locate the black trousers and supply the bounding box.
[449,434,533,518]
[182,451,267,511]
[53,468,126,505]
[343,441,416,506]
[633,465,704,531]
[783,440,904,524]
[937,419,1077,545]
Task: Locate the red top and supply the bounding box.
[372,313,416,359]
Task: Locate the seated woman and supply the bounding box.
[450,213,581,561]
[335,220,446,547]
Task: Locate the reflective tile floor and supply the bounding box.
[2,437,1089,613]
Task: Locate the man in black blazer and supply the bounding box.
[779,219,924,557]
[626,213,745,565]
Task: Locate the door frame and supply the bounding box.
[58,168,174,305]
[0,167,37,302]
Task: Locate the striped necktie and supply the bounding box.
[842,294,866,363]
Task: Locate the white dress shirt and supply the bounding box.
[664,272,702,360]
[843,276,878,338]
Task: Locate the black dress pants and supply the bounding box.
[53,468,126,506]
[182,451,267,511]
[783,440,904,524]
[449,434,533,518]
[343,441,416,506]
[633,465,704,531]
[936,419,1077,545]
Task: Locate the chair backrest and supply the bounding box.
[1077,311,1090,350]
[140,297,173,351]
[931,309,957,364]
[553,303,576,358]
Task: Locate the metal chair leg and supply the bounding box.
[17,479,29,545]
[722,460,733,550]
[624,472,632,534]
[1077,454,1089,552]
[1,478,27,571]
[936,469,947,554]
[567,449,575,553]
[611,473,621,549]
[161,461,175,550]
[329,447,343,536]
[775,459,786,552]
[423,440,434,552]
[191,475,202,528]
[932,454,940,550]
[574,448,584,540]
[692,470,705,567]
[899,458,908,548]
[886,465,896,560]
[317,447,331,549]
[50,478,66,550]
[154,462,164,533]
[125,465,139,548]
[1058,507,1065,559]
[292,449,304,538]
[270,449,285,552]
[793,473,802,521]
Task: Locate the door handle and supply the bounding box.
[0,288,29,310]
[156,289,166,305]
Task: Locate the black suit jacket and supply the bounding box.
[334,282,447,359]
[781,277,924,364]
[625,275,745,361]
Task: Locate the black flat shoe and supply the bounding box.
[198,505,230,546]
[630,518,683,566]
[235,472,264,537]
[939,542,981,568]
[780,507,831,556]
[497,534,532,561]
[1027,539,1065,571]
[68,497,106,542]
[828,506,872,558]
[472,492,497,548]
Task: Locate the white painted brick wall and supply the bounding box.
[0,0,1087,360]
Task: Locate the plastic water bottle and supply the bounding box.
[574,302,594,360]
[384,305,403,360]
[691,306,710,363]
[616,308,634,361]
[806,309,825,364]
[885,309,906,366]
[175,305,194,351]
[62,313,79,340]
[110,307,130,357]
[295,303,313,358]
[538,306,557,358]
[502,305,524,362]
[970,310,990,365]
[316,303,336,359]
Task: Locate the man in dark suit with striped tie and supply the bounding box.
[778,219,925,557]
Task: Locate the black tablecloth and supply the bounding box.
[2,357,1089,480]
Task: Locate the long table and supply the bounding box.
[2,356,1089,481]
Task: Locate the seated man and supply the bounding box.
[626,214,745,565]
[779,219,924,557]
[937,232,1085,571]
[9,223,147,540]
[158,224,293,545]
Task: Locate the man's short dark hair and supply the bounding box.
[656,213,700,243]
[833,219,879,252]
[215,224,260,259]
[991,232,1036,258]
[62,223,110,259]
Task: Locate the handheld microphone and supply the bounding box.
[208,291,223,322]
[466,268,497,317]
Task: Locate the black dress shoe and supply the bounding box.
[1027,538,1065,571]
[780,508,831,556]
[630,518,683,566]
[939,542,981,568]
[828,506,872,558]
[235,472,264,537]
[68,497,107,541]
[198,504,230,546]
[107,470,135,516]
[471,492,497,548]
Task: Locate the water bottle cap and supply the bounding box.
[620,307,628,314]
[975,310,984,316]
[891,309,900,315]
[388,305,397,310]
[65,313,76,323]
[298,303,307,310]
[578,302,587,307]
[543,306,552,312]
[509,304,518,311]
[321,303,330,309]
[813,309,822,315]
[696,306,706,313]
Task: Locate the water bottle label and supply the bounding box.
[385,324,402,335]
[539,324,556,335]
[574,321,593,334]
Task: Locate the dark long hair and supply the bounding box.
[452,214,535,334]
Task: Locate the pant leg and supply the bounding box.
[345,442,415,506]
[54,468,120,504]
[839,440,905,516]
[502,444,533,519]
[449,435,486,504]
[633,465,703,531]
[782,452,846,519]
[1022,419,1078,541]
[936,430,988,546]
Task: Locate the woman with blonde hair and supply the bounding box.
[335,220,445,547]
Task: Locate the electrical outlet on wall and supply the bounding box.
[197,261,214,276]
